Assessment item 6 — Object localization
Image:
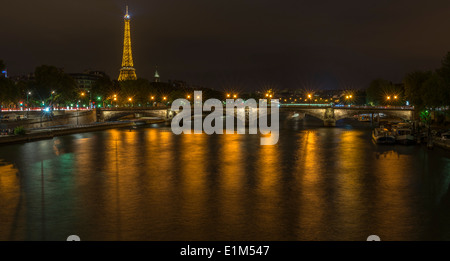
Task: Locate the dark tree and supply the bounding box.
[403,70,432,110]
[34,65,77,106]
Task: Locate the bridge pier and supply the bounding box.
[323,108,336,127]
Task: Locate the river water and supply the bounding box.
[1,115,450,241]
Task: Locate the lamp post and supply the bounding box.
[85,90,91,109]
[76,100,80,126]
[113,94,117,108]
[26,91,31,117]
[51,91,55,111]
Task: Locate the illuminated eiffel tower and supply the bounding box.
[118,6,137,81]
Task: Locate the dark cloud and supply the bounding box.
[2,0,450,90]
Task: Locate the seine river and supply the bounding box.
[1,116,450,241]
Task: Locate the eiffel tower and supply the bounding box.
[118,6,137,81]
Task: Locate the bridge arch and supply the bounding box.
[98,108,170,122]
[280,106,415,126]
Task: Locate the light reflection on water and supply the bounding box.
[0,118,450,241]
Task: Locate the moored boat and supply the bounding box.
[372,128,396,144]
[393,128,416,145]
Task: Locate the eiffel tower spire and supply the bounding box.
[118,5,137,81]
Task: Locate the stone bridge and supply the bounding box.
[97,107,176,122]
[281,105,415,126]
[97,106,273,122]
[96,105,415,127]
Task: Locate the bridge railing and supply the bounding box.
[98,106,169,111]
[280,104,415,110]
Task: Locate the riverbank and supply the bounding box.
[0,119,166,146]
[433,138,450,150]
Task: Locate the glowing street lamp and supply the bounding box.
[112,94,117,106]
[233,94,237,98]
[26,91,31,114]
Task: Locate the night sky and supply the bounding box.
[3,0,450,91]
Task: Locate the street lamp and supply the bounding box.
[113,95,118,108]
[345,94,353,106]
[50,91,55,111]
[86,90,92,109]
[26,91,31,115]
[76,99,81,126]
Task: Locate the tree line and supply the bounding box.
[367,52,450,111]
[0,62,223,109]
